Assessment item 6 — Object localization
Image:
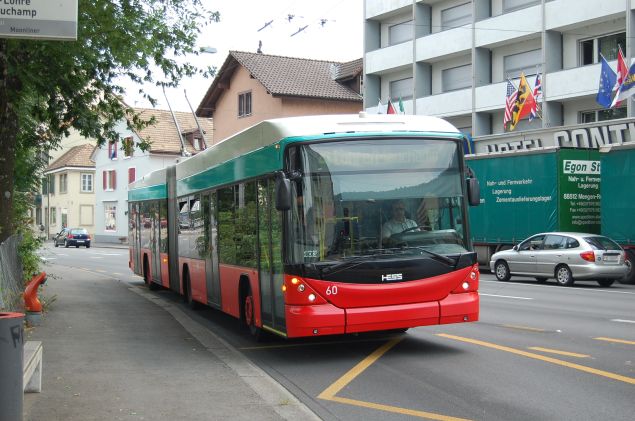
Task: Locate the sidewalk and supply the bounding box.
[23,263,319,421]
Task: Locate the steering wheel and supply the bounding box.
[399,225,428,234]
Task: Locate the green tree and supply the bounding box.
[0,0,219,243]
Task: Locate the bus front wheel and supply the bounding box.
[241,283,263,340]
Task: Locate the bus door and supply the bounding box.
[129,202,142,273]
[257,179,286,334]
[203,192,221,308]
[150,201,161,282]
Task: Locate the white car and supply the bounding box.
[490,232,628,287]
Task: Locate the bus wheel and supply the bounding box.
[242,285,263,340]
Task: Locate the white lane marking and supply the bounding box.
[480,293,533,300]
[480,279,635,295]
[611,319,635,324]
[89,257,104,259]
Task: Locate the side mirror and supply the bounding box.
[274,171,291,211]
[467,177,480,206]
[513,245,518,251]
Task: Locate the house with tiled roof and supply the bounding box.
[42,144,97,238]
[92,107,213,243]
[196,51,363,142]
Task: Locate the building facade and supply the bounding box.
[197,51,363,142]
[363,0,633,143]
[42,144,97,238]
[92,108,213,244]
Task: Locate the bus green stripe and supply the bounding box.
[129,184,167,201]
[175,131,464,196]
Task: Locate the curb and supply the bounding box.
[128,285,321,421]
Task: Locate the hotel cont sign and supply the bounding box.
[0,0,77,40]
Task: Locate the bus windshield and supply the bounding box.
[287,137,470,265]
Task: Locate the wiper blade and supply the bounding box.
[321,252,398,275]
[405,246,457,266]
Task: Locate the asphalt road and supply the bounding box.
[39,243,635,421]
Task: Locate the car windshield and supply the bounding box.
[286,137,470,265]
[584,236,621,251]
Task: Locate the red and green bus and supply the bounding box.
[128,114,481,338]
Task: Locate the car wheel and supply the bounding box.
[597,279,615,287]
[555,265,574,286]
[494,260,511,282]
[535,277,548,283]
[86,244,91,248]
[619,250,635,285]
[54,241,59,248]
[76,245,79,248]
[64,240,69,248]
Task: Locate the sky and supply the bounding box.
[123,0,364,112]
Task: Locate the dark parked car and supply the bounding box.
[54,228,91,248]
[490,232,628,287]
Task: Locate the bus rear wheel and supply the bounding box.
[144,256,160,291]
[183,269,200,310]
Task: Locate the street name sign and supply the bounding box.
[0,0,77,40]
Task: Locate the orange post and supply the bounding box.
[24,272,47,313]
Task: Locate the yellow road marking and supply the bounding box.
[528,347,590,358]
[594,337,635,346]
[318,337,473,421]
[318,337,402,399]
[502,324,546,332]
[326,396,472,421]
[437,334,635,385]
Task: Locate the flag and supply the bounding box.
[503,79,517,131]
[386,99,397,114]
[610,62,635,106]
[611,47,629,108]
[529,72,542,122]
[509,73,536,131]
[377,98,384,114]
[398,97,405,114]
[596,55,617,108]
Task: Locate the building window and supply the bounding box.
[48,175,55,195]
[103,170,116,191]
[441,3,471,30]
[128,167,136,184]
[122,136,134,158]
[503,0,540,13]
[389,77,413,101]
[442,64,472,92]
[50,207,56,226]
[104,202,117,231]
[60,173,68,194]
[579,107,627,123]
[389,20,412,46]
[108,140,118,160]
[80,205,94,226]
[238,91,252,117]
[503,49,541,79]
[42,177,48,195]
[580,32,626,65]
[81,173,93,193]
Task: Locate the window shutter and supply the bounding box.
[103,171,107,190]
[128,168,136,184]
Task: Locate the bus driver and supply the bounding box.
[382,200,419,239]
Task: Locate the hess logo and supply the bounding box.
[381,273,403,282]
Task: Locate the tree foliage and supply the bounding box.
[0,0,219,243]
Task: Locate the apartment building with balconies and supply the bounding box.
[364,0,634,151]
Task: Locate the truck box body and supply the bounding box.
[466,148,600,264]
[600,143,635,283]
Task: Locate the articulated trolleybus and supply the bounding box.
[128,114,481,338]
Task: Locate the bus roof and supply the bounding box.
[130,113,461,200]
